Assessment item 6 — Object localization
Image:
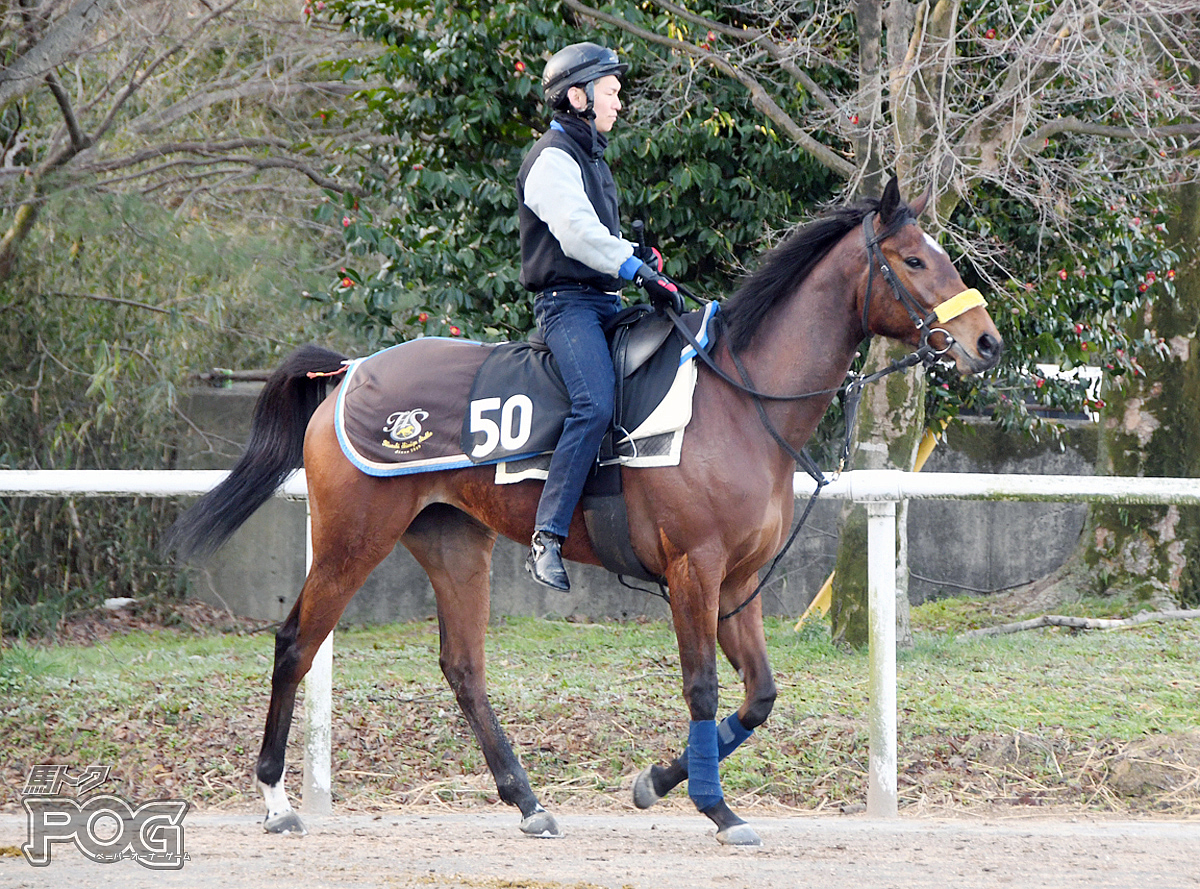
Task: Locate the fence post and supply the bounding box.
[302,497,333,815]
[866,499,898,818]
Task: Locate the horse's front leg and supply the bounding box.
[634,578,774,847]
[402,505,561,838]
[659,568,765,846]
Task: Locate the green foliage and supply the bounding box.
[0,193,334,636]
[314,0,838,344]
[318,0,1187,451]
[930,185,1180,438]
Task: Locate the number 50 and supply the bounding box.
[468,394,534,459]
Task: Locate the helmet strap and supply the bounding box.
[583,84,599,156]
[564,83,601,157]
[565,82,596,119]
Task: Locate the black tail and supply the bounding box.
[165,344,350,561]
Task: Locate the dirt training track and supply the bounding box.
[2,805,1198,889]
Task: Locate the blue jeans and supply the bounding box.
[533,286,620,539]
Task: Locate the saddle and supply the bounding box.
[523,305,676,459]
[464,305,709,584]
[332,303,718,584]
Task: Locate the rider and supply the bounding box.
[518,42,683,591]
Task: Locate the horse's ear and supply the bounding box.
[879,175,901,223]
[908,185,932,218]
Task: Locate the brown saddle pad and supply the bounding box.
[334,337,494,476]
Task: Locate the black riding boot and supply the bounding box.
[526,531,570,591]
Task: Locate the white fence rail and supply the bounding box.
[4,468,1199,819]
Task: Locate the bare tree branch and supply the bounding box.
[0,0,370,282]
[43,72,90,152]
[1019,118,1200,152]
[131,80,361,135]
[562,0,857,178]
[959,609,1200,640]
[648,0,839,114]
[0,0,122,108]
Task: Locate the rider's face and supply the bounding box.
[569,75,622,133]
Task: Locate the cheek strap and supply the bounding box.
[933,288,987,324]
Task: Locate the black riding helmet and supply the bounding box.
[542,42,628,112]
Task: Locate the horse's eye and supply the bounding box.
[904,257,925,269]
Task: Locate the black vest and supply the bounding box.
[517,123,622,293]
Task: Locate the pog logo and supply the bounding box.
[20,765,189,870]
[383,408,433,453]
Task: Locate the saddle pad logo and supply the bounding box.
[383,408,433,453]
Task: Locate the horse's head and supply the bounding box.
[862,177,1003,376]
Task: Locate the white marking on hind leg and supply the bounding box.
[259,778,308,835]
[259,778,293,820]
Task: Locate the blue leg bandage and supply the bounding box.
[686,719,723,811]
[679,712,755,770]
[717,711,754,759]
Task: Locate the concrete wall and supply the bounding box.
[178,386,1096,624]
[907,418,1096,604]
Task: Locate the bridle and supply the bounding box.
[660,208,988,620]
[860,211,987,367]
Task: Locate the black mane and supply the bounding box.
[721,196,904,351]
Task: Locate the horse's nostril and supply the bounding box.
[977,333,1003,363]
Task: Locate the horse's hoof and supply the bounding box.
[632,766,662,810]
[263,810,308,836]
[519,807,562,838]
[716,823,762,847]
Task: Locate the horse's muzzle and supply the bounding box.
[954,329,1004,375]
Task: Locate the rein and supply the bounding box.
[664,210,981,621]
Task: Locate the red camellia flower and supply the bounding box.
[449,326,462,336]
[342,216,352,227]
[340,277,353,288]
[417,312,428,323]
[1074,323,1084,334]
[1138,283,1149,292]
[1059,269,1069,280]
[849,114,860,125]
[514,60,526,73]
[1167,269,1176,280]
[984,28,996,38]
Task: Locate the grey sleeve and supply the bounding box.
[523,146,635,278]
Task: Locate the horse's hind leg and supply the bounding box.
[633,581,776,833]
[257,502,407,835]
[402,504,561,839]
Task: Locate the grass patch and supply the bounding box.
[2,612,1198,816]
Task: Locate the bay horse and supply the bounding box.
[167,177,1002,846]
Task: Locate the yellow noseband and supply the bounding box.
[933,288,986,324]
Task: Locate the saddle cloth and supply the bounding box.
[333,302,719,479]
